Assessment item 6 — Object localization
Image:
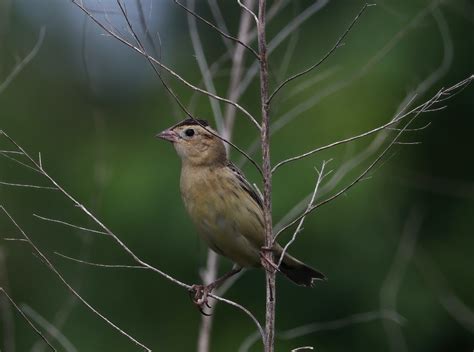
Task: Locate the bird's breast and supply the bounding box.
[179,166,263,267]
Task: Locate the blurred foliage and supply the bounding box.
[0,0,473,351]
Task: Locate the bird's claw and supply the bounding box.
[189,284,214,315]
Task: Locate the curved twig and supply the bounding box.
[267,3,374,103]
[71,0,261,130]
[175,0,259,59]
[0,130,265,345]
[0,288,56,351]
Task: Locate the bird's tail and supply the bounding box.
[279,253,326,287]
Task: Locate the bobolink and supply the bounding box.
[157,119,325,295]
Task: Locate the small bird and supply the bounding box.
[157,119,325,303]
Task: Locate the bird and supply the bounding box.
[157,118,325,306]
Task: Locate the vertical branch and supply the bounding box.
[257,1,276,351]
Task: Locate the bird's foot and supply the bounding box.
[189,284,215,316]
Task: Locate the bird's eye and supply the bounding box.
[185,128,195,137]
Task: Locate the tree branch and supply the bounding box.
[257,1,276,351]
[0,288,56,351]
[175,0,259,59]
[70,0,261,130]
[0,130,265,345]
[267,3,374,103]
[275,160,330,264]
[0,206,150,351]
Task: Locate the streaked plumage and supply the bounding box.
[158,119,325,287]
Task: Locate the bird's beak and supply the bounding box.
[156,129,179,143]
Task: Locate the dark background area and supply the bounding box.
[1,0,473,351]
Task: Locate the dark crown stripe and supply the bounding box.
[173,118,209,129]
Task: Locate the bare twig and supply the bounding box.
[0,28,45,95]
[0,150,23,154]
[272,65,464,173]
[0,151,42,173]
[256,2,276,351]
[187,0,224,131]
[276,160,330,265]
[0,287,56,351]
[268,3,374,103]
[0,181,58,190]
[207,0,232,50]
[55,252,146,270]
[71,0,262,130]
[0,131,265,344]
[238,0,259,25]
[237,0,447,165]
[135,0,160,57]
[0,205,151,351]
[33,214,108,236]
[236,0,329,100]
[176,0,259,58]
[111,1,262,175]
[273,81,458,239]
[274,10,458,236]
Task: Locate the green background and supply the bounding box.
[1,0,473,351]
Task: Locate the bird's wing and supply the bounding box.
[226,161,263,210]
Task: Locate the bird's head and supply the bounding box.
[157,119,227,167]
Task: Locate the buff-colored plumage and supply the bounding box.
[158,119,325,287]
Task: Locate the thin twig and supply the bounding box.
[0,131,265,344]
[175,0,259,59]
[268,3,374,103]
[55,252,147,270]
[238,0,259,25]
[0,151,42,173]
[275,160,329,265]
[71,0,261,130]
[0,288,56,351]
[33,214,108,236]
[114,1,262,174]
[0,206,151,351]
[0,181,58,190]
[238,0,446,165]
[274,85,450,239]
[207,0,232,51]
[187,0,225,131]
[272,75,468,173]
[0,150,23,154]
[236,0,329,101]
[274,14,458,235]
